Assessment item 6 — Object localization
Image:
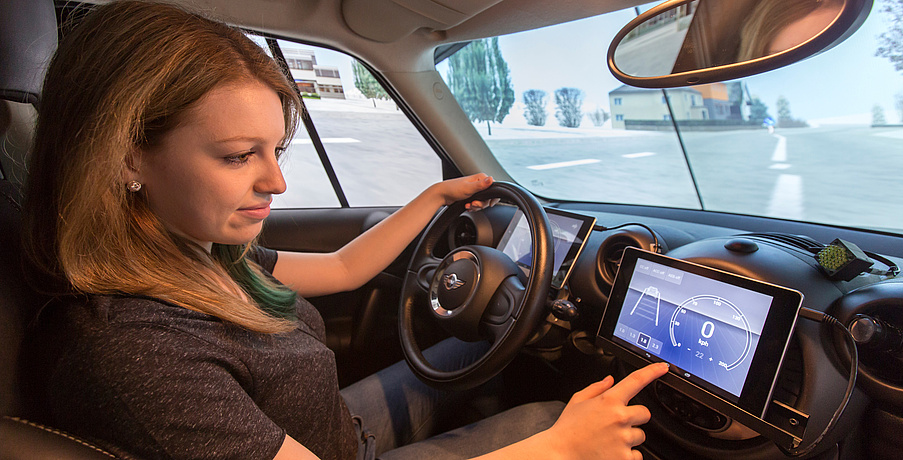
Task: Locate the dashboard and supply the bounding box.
[444,202,903,459]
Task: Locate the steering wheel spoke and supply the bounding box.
[481,316,517,344]
[411,255,443,291]
[483,275,526,324]
[403,270,431,299]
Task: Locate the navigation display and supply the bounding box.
[597,247,803,417]
[497,207,595,289]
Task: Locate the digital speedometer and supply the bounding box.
[668,295,752,372]
[599,247,802,416]
[598,248,805,447]
[605,251,774,400]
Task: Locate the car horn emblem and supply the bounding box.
[443,273,465,291]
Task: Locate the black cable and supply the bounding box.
[864,251,900,277]
[781,308,858,457]
[743,233,898,279]
[593,222,661,253]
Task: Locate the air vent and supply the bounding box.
[597,235,642,287]
[603,241,633,278]
[741,232,824,253]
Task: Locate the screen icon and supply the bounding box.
[637,332,651,348]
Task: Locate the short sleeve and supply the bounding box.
[48,321,285,460]
[250,246,278,273]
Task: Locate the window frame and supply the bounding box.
[252,32,459,208]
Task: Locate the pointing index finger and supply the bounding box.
[606,362,669,404]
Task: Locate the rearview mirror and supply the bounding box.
[609,0,872,88]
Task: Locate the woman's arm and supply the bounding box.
[272,174,493,298]
[274,435,319,460]
[470,363,669,460]
[270,363,668,460]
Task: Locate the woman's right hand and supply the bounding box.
[543,362,669,460]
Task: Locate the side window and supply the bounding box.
[272,39,443,208]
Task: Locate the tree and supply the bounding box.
[446,37,515,135]
[748,97,770,124]
[776,95,793,124]
[775,95,808,128]
[726,81,746,120]
[896,91,903,122]
[352,60,389,107]
[586,108,610,127]
[876,0,903,72]
[873,104,888,125]
[523,89,547,126]
[555,87,585,128]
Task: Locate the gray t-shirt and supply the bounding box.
[36,247,357,459]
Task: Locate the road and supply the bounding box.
[275,104,903,233]
[274,107,442,208]
[487,125,903,232]
[613,17,689,78]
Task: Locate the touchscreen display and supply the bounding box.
[497,208,595,289]
[598,247,803,418]
[612,258,771,399]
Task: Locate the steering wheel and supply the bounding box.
[399,182,554,391]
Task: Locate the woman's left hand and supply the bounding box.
[433,173,497,211]
[275,172,497,297]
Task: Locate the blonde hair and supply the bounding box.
[738,0,834,61]
[23,1,302,333]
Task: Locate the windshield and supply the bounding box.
[437,2,903,235]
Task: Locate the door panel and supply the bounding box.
[262,208,392,253]
[260,207,410,386]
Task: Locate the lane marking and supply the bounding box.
[527,159,600,170]
[291,137,361,144]
[769,163,792,170]
[770,134,787,162]
[767,174,803,219]
[623,152,656,159]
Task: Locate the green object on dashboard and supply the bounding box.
[816,239,874,281]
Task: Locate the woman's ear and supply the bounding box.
[123,148,143,183]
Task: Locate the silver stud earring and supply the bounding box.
[126,180,142,192]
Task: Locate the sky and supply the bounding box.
[280,2,903,125]
[743,5,903,122]
[438,2,903,124]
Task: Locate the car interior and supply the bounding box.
[3,0,903,459]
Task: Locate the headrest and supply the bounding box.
[0,0,57,105]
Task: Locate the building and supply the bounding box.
[622,2,696,42]
[609,82,751,129]
[282,48,346,99]
[695,83,733,121]
[609,85,707,129]
[724,81,751,121]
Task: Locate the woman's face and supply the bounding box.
[768,2,843,55]
[135,80,288,251]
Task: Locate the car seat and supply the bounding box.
[0,0,126,457]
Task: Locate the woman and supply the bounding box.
[22,1,666,459]
[738,0,843,61]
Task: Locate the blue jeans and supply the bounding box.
[340,339,565,459]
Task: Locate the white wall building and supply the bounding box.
[609,85,707,129]
[282,48,346,99]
